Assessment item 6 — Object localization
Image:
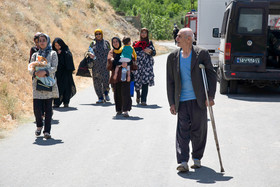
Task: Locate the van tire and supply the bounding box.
[220,76,229,94]
[229,80,238,94]
[218,68,228,94]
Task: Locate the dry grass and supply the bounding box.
[0,0,140,133]
[0,0,170,136]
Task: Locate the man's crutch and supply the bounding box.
[199,64,225,173]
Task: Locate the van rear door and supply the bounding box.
[228,2,269,72]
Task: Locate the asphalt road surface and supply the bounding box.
[0,43,280,187]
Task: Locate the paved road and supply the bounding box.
[1,43,280,186]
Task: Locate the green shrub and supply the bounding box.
[106,0,197,40]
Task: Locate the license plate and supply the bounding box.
[235,57,261,64]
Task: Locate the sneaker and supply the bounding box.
[141,102,147,106]
[44,132,51,139]
[96,99,105,104]
[64,103,69,107]
[35,128,42,136]
[123,112,129,117]
[177,162,189,172]
[191,159,201,169]
[105,95,110,101]
[53,105,60,108]
[136,98,140,104]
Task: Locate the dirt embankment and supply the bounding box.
[0,0,143,132]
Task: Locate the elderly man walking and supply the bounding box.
[166,28,217,172]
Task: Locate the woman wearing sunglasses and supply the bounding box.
[88,29,111,103]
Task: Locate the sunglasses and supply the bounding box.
[95,33,102,36]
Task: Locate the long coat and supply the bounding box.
[166,46,217,112]
[55,49,76,100]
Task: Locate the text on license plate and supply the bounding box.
[236,57,261,64]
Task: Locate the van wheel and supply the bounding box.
[218,68,228,94]
[220,76,229,94]
[229,80,238,94]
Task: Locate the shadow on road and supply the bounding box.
[33,137,64,146]
[51,119,60,125]
[226,86,280,102]
[112,115,144,121]
[81,102,114,107]
[33,119,60,125]
[53,107,78,112]
[132,104,162,109]
[177,166,233,184]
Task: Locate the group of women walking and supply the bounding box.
[28,28,156,139]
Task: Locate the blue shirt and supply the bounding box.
[180,50,196,101]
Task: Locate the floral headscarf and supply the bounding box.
[38,33,52,58]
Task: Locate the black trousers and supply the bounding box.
[114,82,132,112]
[136,83,149,103]
[33,99,53,134]
[176,100,207,164]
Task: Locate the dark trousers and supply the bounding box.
[114,82,132,112]
[176,100,207,164]
[33,99,53,134]
[136,83,149,103]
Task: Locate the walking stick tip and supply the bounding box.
[221,168,225,172]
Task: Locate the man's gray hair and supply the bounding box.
[186,33,195,42]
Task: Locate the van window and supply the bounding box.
[237,8,263,34]
[221,9,230,37]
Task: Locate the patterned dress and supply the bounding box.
[133,41,156,90]
[89,39,111,98]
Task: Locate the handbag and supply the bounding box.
[36,80,53,92]
[131,60,138,70]
[76,53,94,77]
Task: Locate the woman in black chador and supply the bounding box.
[52,38,76,107]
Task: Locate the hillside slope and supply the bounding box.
[0,0,139,131]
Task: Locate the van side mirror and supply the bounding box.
[212,28,220,38]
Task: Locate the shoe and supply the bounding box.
[123,112,129,117]
[96,99,105,104]
[64,103,69,107]
[141,102,147,106]
[105,95,110,101]
[44,132,51,139]
[136,98,140,104]
[53,105,59,108]
[35,128,42,136]
[177,162,189,172]
[116,111,122,115]
[191,159,201,169]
